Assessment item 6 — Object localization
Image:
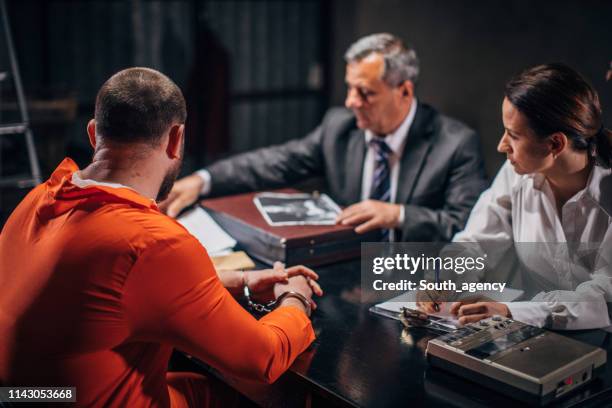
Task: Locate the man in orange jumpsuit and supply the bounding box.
[0,68,320,407]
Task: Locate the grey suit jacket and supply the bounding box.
[206,103,487,241]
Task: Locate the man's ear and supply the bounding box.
[86,119,97,149]
[166,124,185,159]
[399,80,414,100]
[549,132,568,157]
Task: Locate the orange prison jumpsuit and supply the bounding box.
[0,158,315,407]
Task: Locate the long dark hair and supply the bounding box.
[505,63,612,168]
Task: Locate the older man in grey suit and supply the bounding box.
[162,33,487,242]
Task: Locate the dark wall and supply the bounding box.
[5,0,326,174]
[330,0,612,177]
[4,0,611,180]
[5,0,194,173]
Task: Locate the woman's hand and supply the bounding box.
[416,290,454,314]
[450,301,511,325]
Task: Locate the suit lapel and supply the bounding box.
[396,104,435,205]
[345,128,366,204]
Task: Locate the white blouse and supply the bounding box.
[453,161,612,330]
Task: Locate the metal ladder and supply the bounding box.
[0,0,41,188]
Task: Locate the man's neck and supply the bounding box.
[79,147,162,200]
[379,100,413,137]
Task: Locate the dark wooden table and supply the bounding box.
[190,259,612,407]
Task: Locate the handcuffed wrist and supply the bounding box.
[240,270,247,289]
[277,291,312,317]
[243,286,312,317]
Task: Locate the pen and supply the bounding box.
[427,290,440,312]
[431,264,440,312]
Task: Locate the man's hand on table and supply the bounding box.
[273,274,319,315]
[246,262,323,302]
[336,199,401,233]
[159,173,204,218]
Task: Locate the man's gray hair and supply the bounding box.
[344,33,419,86]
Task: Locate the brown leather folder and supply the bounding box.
[200,189,380,266]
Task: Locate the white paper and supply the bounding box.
[177,207,236,256]
[374,288,524,328]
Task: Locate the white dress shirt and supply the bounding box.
[453,161,612,330]
[361,99,418,231]
[362,99,417,201]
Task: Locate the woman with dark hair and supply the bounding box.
[438,63,612,329]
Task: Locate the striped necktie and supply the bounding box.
[369,138,392,241]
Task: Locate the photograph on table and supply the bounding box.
[254,192,341,226]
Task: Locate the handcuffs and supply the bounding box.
[243,285,312,317]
